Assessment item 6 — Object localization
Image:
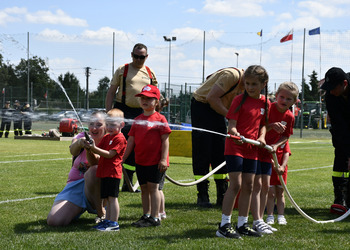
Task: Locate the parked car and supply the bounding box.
[49,111,77,121]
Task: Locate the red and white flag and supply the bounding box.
[44,91,47,99]
[280,30,293,43]
[2,88,4,94]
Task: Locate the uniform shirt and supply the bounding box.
[325,91,350,157]
[96,132,127,179]
[192,68,245,110]
[129,112,172,166]
[225,94,268,160]
[110,63,158,108]
[259,102,295,163]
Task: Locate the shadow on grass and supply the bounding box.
[14,218,94,234]
[143,227,215,242]
[284,206,350,222]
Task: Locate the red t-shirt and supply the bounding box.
[225,94,268,160]
[129,112,172,166]
[96,132,127,179]
[259,102,295,163]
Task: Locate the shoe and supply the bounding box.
[131,214,149,227]
[136,217,161,227]
[93,220,108,229]
[97,221,120,232]
[159,212,167,220]
[236,223,262,237]
[266,223,278,232]
[266,215,275,225]
[277,216,287,225]
[253,221,273,234]
[216,223,242,239]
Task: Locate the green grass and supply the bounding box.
[1,131,350,249]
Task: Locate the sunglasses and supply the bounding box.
[132,53,147,60]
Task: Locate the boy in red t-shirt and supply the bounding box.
[86,108,127,231]
[123,84,171,227]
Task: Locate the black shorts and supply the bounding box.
[100,177,120,198]
[135,164,164,185]
[256,161,272,175]
[225,155,258,174]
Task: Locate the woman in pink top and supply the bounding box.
[47,110,107,226]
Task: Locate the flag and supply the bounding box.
[44,91,47,99]
[257,29,262,37]
[2,88,4,94]
[309,27,320,36]
[280,30,293,43]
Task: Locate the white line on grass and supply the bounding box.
[0,195,56,204]
[0,158,71,164]
[289,165,332,172]
[2,153,62,158]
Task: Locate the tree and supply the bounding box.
[0,54,19,102]
[14,56,54,103]
[304,70,319,101]
[89,76,110,108]
[56,72,84,108]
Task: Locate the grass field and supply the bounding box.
[1,128,350,249]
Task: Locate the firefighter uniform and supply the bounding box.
[22,103,33,135]
[13,100,23,136]
[0,101,12,138]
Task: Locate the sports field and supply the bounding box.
[1,128,349,249]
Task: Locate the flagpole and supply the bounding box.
[300,28,306,138]
[318,30,322,129]
[290,32,294,81]
[260,29,263,65]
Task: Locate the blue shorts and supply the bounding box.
[225,155,258,174]
[256,161,272,175]
[54,179,96,218]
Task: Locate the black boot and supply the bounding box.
[215,179,228,207]
[196,180,212,208]
[332,176,347,206]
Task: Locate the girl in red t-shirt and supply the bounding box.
[216,65,269,239]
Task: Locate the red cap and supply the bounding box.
[135,85,160,100]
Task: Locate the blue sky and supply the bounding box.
[0,0,349,94]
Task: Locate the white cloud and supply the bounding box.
[298,1,347,18]
[26,9,88,27]
[202,0,273,17]
[277,12,293,21]
[0,7,26,26]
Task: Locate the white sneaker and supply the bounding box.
[159,212,167,220]
[253,221,273,234]
[277,216,287,225]
[266,215,275,225]
[266,223,278,232]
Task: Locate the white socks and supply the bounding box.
[220,214,231,227]
[237,216,248,228]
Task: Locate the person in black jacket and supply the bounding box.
[22,103,33,135]
[321,67,350,214]
[13,100,23,136]
[0,101,12,138]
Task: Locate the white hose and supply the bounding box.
[165,161,226,186]
[242,135,350,224]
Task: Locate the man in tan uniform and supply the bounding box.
[191,67,244,207]
[105,43,158,192]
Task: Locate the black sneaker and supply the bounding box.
[216,223,242,239]
[131,215,149,227]
[136,216,161,227]
[236,223,262,237]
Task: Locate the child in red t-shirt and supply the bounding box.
[86,108,127,231]
[266,141,291,225]
[251,81,299,234]
[123,85,171,227]
[216,65,269,239]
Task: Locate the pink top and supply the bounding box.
[67,132,88,183]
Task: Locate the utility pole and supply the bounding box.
[85,67,91,110]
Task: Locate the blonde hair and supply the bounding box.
[276,82,299,102]
[107,108,124,121]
